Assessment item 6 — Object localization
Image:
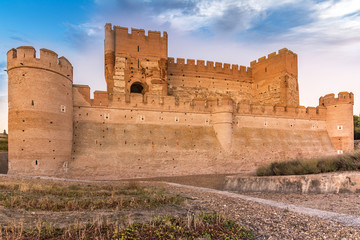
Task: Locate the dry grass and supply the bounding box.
[0,180,183,211]
[257,150,360,176]
[0,212,254,239]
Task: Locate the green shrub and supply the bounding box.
[0,145,8,151]
[257,150,360,176]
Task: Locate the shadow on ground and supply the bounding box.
[137,173,239,190]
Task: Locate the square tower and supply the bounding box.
[104,23,168,98]
[250,48,299,106]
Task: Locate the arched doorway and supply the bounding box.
[130,82,144,94]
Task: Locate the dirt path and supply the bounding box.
[245,192,360,217]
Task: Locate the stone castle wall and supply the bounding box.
[67,88,335,179]
[5,23,355,179]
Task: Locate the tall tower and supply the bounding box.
[7,47,73,176]
[104,23,168,98]
[250,48,299,106]
[320,92,354,153]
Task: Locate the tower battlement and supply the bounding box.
[319,92,354,106]
[250,48,297,67]
[106,23,168,39]
[105,23,168,58]
[7,47,73,81]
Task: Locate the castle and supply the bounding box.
[7,23,354,179]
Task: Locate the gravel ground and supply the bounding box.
[162,182,360,240]
[1,174,360,239]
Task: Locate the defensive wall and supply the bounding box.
[68,86,338,179]
[6,23,355,179]
[167,58,253,103]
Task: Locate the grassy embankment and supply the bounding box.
[0,180,253,239]
[257,150,360,176]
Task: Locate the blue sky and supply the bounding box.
[1,0,360,131]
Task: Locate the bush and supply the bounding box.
[257,150,360,176]
[0,145,8,151]
[355,115,360,140]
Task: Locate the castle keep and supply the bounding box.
[7,23,354,179]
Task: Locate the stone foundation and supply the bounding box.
[223,172,360,193]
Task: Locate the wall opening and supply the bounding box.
[130,82,144,94]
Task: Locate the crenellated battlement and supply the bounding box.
[7,46,73,81]
[167,57,252,76]
[106,23,168,40]
[236,103,326,120]
[73,85,326,120]
[319,92,354,106]
[250,48,297,67]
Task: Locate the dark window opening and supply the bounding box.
[130,82,144,94]
[137,45,139,52]
[35,160,38,165]
[31,100,34,106]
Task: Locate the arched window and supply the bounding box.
[130,82,144,94]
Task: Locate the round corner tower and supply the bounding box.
[7,46,73,176]
[319,92,354,154]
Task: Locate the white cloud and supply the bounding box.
[66,22,103,37]
[316,0,360,19]
[285,0,360,48]
[155,0,300,32]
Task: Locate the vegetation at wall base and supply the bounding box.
[0,145,7,151]
[355,115,360,140]
[0,133,7,151]
[256,150,360,176]
[0,212,254,239]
